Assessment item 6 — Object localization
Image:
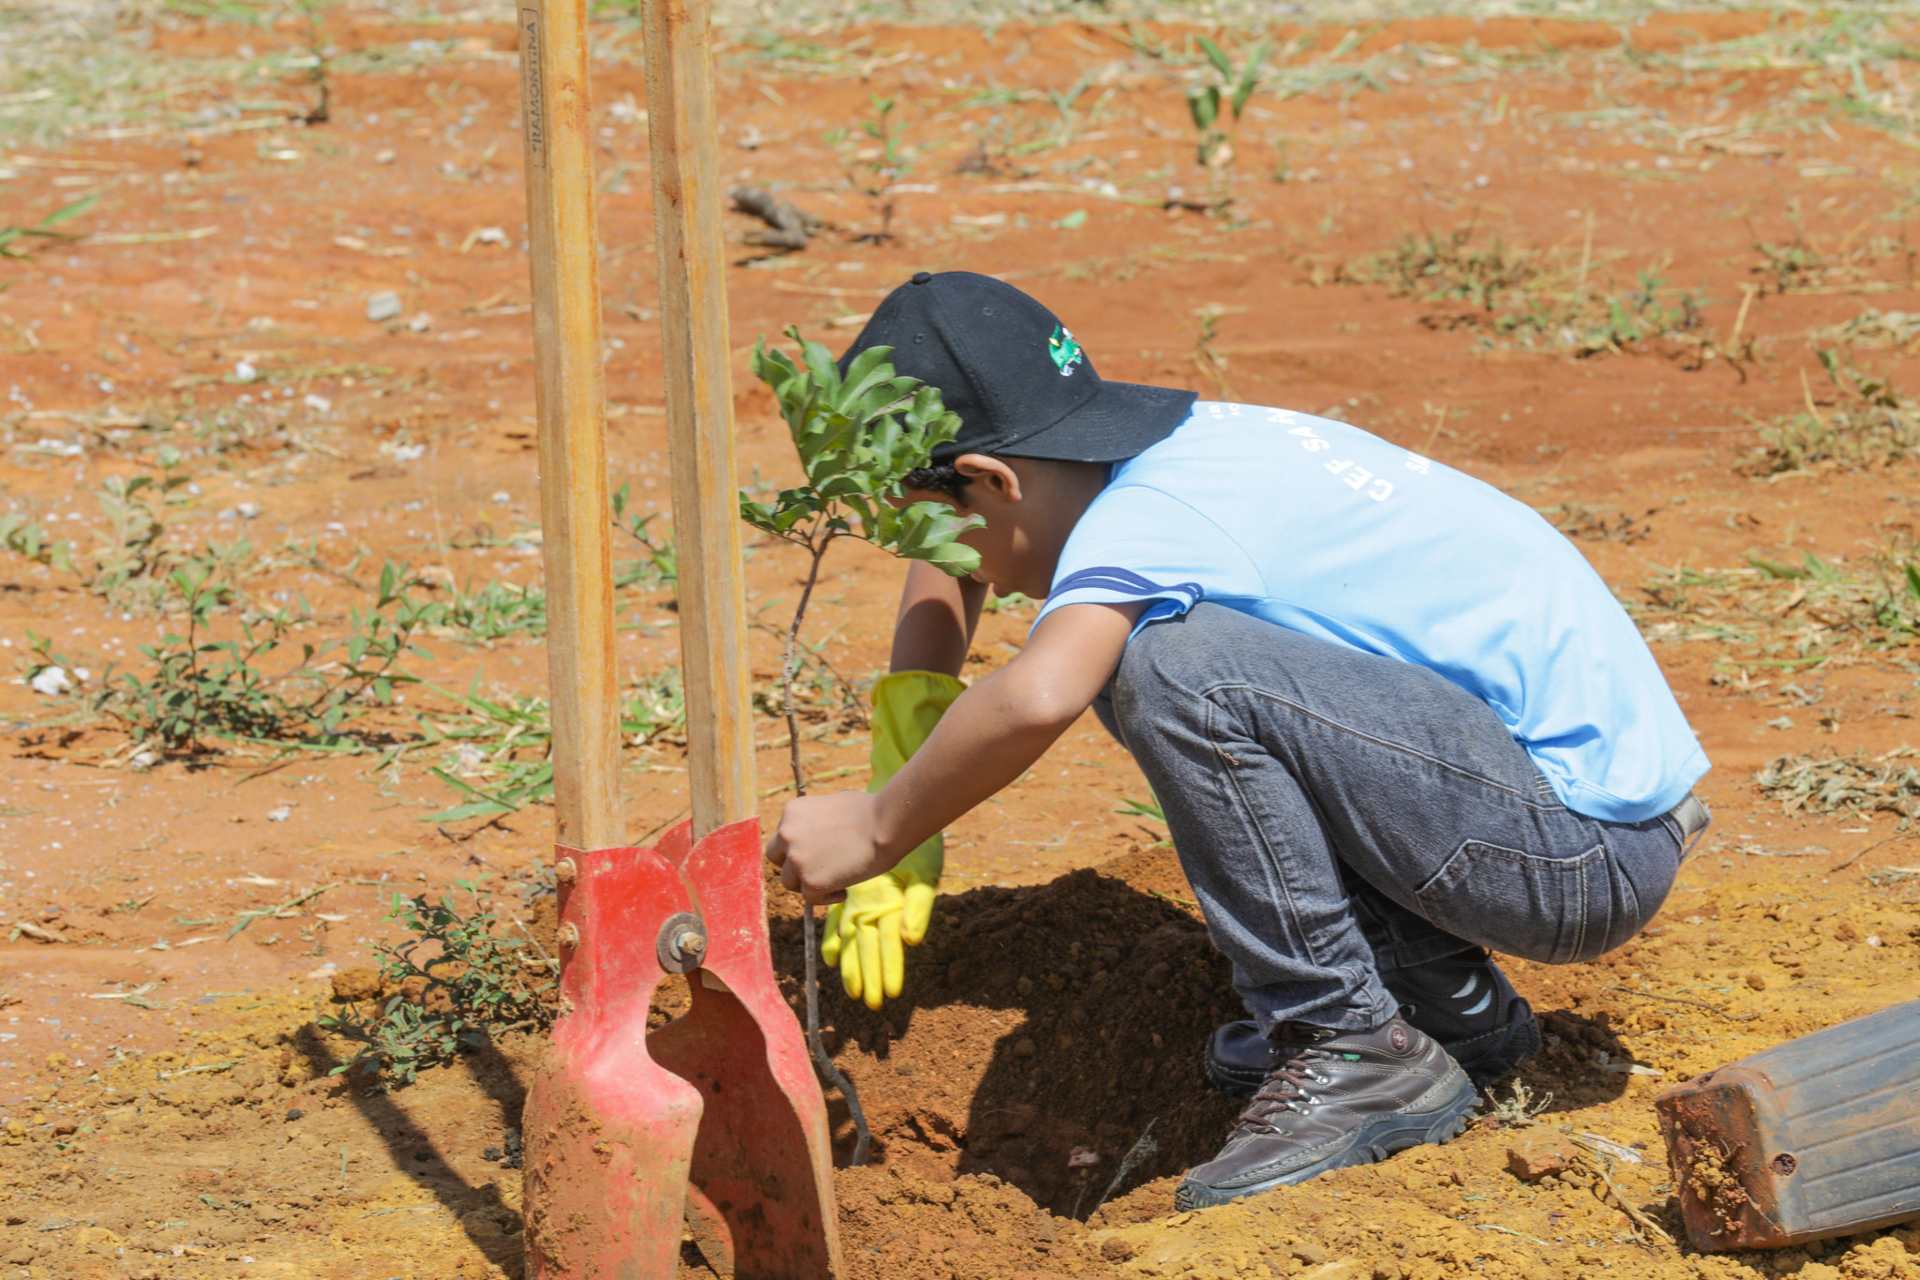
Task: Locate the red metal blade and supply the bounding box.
[523,819,841,1278]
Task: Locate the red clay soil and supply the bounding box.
[4,2,1920,1278]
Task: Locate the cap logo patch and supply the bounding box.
[1047,324,1084,377]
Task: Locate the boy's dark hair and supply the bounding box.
[903,461,972,502]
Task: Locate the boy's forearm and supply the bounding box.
[870,661,1076,859]
[767,603,1135,898]
[889,559,985,677]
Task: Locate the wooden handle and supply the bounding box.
[642,0,756,837]
[518,0,623,850]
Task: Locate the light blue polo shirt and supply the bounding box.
[1034,400,1708,823]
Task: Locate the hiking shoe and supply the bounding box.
[1206,948,1539,1094]
[1176,1016,1478,1210]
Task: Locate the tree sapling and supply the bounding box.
[741,326,981,1162]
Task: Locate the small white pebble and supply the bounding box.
[365,291,403,323]
[266,804,293,823]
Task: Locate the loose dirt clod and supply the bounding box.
[1505,1138,1575,1183]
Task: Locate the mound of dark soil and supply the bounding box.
[773,863,1246,1219]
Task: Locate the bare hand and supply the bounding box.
[764,791,891,903]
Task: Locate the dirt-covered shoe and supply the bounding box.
[1176,1016,1478,1210]
[1206,948,1540,1095]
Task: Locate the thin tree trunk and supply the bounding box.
[785,535,871,1165]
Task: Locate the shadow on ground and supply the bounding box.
[765,861,1632,1218]
[292,1026,530,1274]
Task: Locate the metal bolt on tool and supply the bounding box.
[558,922,580,949]
[554,857,578,885]
[657,911,707,974]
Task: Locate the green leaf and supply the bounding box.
[747,328,980,573]
[29,192,99,235]
[890,500,984,575]
[1197,35,1232,79]
[1187,85,1219,131]
[1231,41,1269,116]
[1746,555,1805,580]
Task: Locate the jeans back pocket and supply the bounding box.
[1415,840,1604,964]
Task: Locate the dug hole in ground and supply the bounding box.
[3,0,1920,1277]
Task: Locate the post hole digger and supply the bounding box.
[512,0,840,1275]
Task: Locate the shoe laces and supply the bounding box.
[1232,1026,1339,1136]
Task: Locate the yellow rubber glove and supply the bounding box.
[820,670,964,1010]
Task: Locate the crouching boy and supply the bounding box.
[765,271,1709,1208]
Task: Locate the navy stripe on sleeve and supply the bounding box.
[1050,565,1204,607]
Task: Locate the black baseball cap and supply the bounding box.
[838,271,1195,464]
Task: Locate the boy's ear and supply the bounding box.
[953,453,1022,503]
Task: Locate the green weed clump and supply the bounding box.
[826,95,911,243]
[610,483,679,588]
[1750,229,1911,297]
[317,884,557,1088]
[1536,502,1654,545]
[421,670,685,825]
[1633,543,1920,663]
[1815,310,1920,351]
[1362,225,1540,315]
[1745,351,1919,476]
[1350,226,1705,358]
[1755,748,1920,828]
[0,193,97,260]
[1186,36,1267,177]
[0,514,75,573]
[93,557,439,756]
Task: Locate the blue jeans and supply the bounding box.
[1093,604,1695,1034]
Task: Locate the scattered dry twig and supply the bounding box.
[227,883,339,940]
[1575,1152,1672,1249]
[728,186,823,251]
[1831,830,1916,872]
[1607,985,1761,1023]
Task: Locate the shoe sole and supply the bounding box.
[1174,1072,1480,1211]
[1204,1011,1541,1097]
